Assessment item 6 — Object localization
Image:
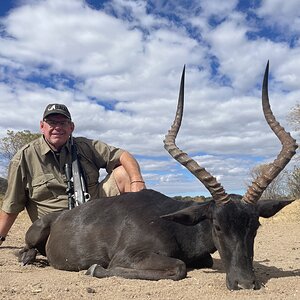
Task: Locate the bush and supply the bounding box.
[287,167,300,199]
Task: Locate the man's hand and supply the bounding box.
[0,211,19,247]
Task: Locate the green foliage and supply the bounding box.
[0,130,41,177]
[0,130,41,161]
[248,163,289,200]
[173,195,208,202]
[287,167,300,199]
[0,177,7,194]
[288,103,300,133]
[0,177,7,206]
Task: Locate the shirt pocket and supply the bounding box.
[31,174,61,202]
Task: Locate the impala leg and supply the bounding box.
[186,253,213,269]
[19,212,61,265]
[86,252,186,281]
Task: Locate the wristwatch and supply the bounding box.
[0,236,6,242]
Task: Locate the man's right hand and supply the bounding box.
[0,211,19,247]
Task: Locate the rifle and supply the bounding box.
[64,136,90,209]
[65,163,74,209]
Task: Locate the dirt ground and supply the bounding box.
[0,200,299,300]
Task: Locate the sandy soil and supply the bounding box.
[0,200,299,300]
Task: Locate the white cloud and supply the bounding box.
[0,0,299,197]
[200,0,238,19]
[257,0,300,33]
[1,0,144,77]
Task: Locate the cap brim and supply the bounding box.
[43,111,71,119]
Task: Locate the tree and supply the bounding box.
[287,166,300,199]
[0,130,41,172]
[0,130,40,194]
[288,104,300,165]
[248,163,288,200]
[288,103,300,133]
[286,104,300,199]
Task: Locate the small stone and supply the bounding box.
[86,287,96,294]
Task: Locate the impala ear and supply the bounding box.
[257,199,294,218]
[160,202,212,226]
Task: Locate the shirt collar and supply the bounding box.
[40,136,72,155]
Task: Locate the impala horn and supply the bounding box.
[164,66,230,206]
[242,61,298,204]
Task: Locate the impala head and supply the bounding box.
[164,62,297,290]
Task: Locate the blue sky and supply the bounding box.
[0,0,299,197]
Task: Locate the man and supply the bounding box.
[0,103,146,245]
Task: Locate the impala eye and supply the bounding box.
[214,224,221,232]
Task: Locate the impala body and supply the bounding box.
[20,63,297,290]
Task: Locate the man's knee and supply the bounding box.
[112,166,130,193]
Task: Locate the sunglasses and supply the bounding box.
[44,119,71,128]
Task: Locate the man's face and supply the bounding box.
[40,114,74,151]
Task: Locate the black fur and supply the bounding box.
[19,189,293,290]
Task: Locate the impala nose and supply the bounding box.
[237,281,259,290]
[227,276,261,290]
[237,280,260,290]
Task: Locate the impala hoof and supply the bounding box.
[85,264,98,276]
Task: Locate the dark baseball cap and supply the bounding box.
[43,103,71,120]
